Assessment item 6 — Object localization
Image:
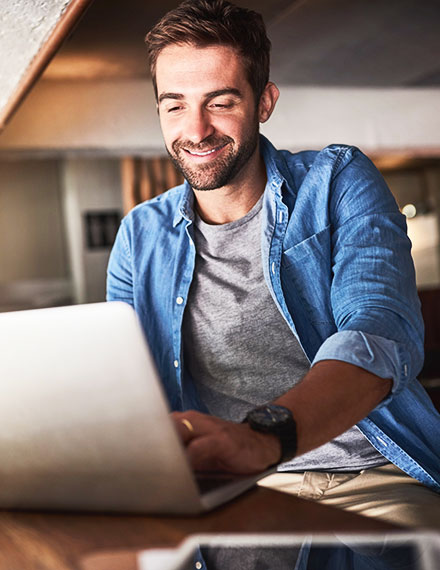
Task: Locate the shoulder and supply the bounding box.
[281,144,375,182]
[276,143,388,209]
[262,136,376,194]
[268,140,398,229]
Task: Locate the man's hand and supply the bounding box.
[171,410,281,474]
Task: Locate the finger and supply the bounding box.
[186,425,280,474]
[171,412,197,444]
[187,436,230,472]
[172,410,224,440]
[181,418,195,435]
[187,436,258,474]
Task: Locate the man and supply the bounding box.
[107,0,440,527]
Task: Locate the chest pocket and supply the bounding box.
[281,225,335,330]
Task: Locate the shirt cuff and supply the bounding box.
[311,330,410,407]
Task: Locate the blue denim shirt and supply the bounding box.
[107,135,440,492]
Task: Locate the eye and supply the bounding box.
[166,105,183,113]
[208,100,234,110]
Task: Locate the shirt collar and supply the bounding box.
[260,134,296,198]
[173,179,194,227]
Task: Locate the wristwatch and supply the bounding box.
[245,404,297,463]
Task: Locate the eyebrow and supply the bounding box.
[158,92,184,104]
[158,88,243,105]
[205,88,243,100]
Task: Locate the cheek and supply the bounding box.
[159,117,180,144]
[213,116,247,137]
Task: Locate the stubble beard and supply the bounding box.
[167,123,260,191]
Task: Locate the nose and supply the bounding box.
[184,107,215,144]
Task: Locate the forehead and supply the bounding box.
[155,44,251,97]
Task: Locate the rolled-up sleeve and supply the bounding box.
[312,330,414,408]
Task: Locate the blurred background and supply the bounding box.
[0,0,439,394]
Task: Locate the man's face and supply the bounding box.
[155,44,260,191]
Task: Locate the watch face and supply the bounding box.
[247,404,297,462]
[248,405,292,429]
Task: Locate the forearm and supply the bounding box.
[274,359,392,457]
[172,359,392,474]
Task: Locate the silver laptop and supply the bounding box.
[0,302,271,514]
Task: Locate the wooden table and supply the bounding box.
[0,486,399,570]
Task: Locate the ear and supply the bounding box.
[258,82,280,123]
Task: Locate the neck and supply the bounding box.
[193,150,267,225]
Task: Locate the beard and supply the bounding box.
[166,122,260,191]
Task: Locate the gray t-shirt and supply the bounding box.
[183,195,388,471]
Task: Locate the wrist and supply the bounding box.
[250,428,283,466]
[244,404,297,464]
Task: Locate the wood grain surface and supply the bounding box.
[0,487,398,570]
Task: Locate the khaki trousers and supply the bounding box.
[258,463,440,529]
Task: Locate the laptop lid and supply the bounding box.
[0,302,204,514]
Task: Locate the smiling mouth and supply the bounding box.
[184,143,228,157]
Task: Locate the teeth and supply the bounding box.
[188,147,218,156]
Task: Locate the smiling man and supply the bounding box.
[155,42,277,224]
[157,47,263,193]
[107,0,440,527]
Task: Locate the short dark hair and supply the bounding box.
[145,0,271,102]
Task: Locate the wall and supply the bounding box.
[0,157,123,308]
[0,159,67,281]
[0,158,71,310]
[0,79,162,154]
[62,158,123,304]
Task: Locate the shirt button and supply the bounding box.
[195,563,202,570]
[271,261,276,275]
[176,296,184,305]
[174,360,179,368]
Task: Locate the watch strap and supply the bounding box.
[245,404,297,463]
